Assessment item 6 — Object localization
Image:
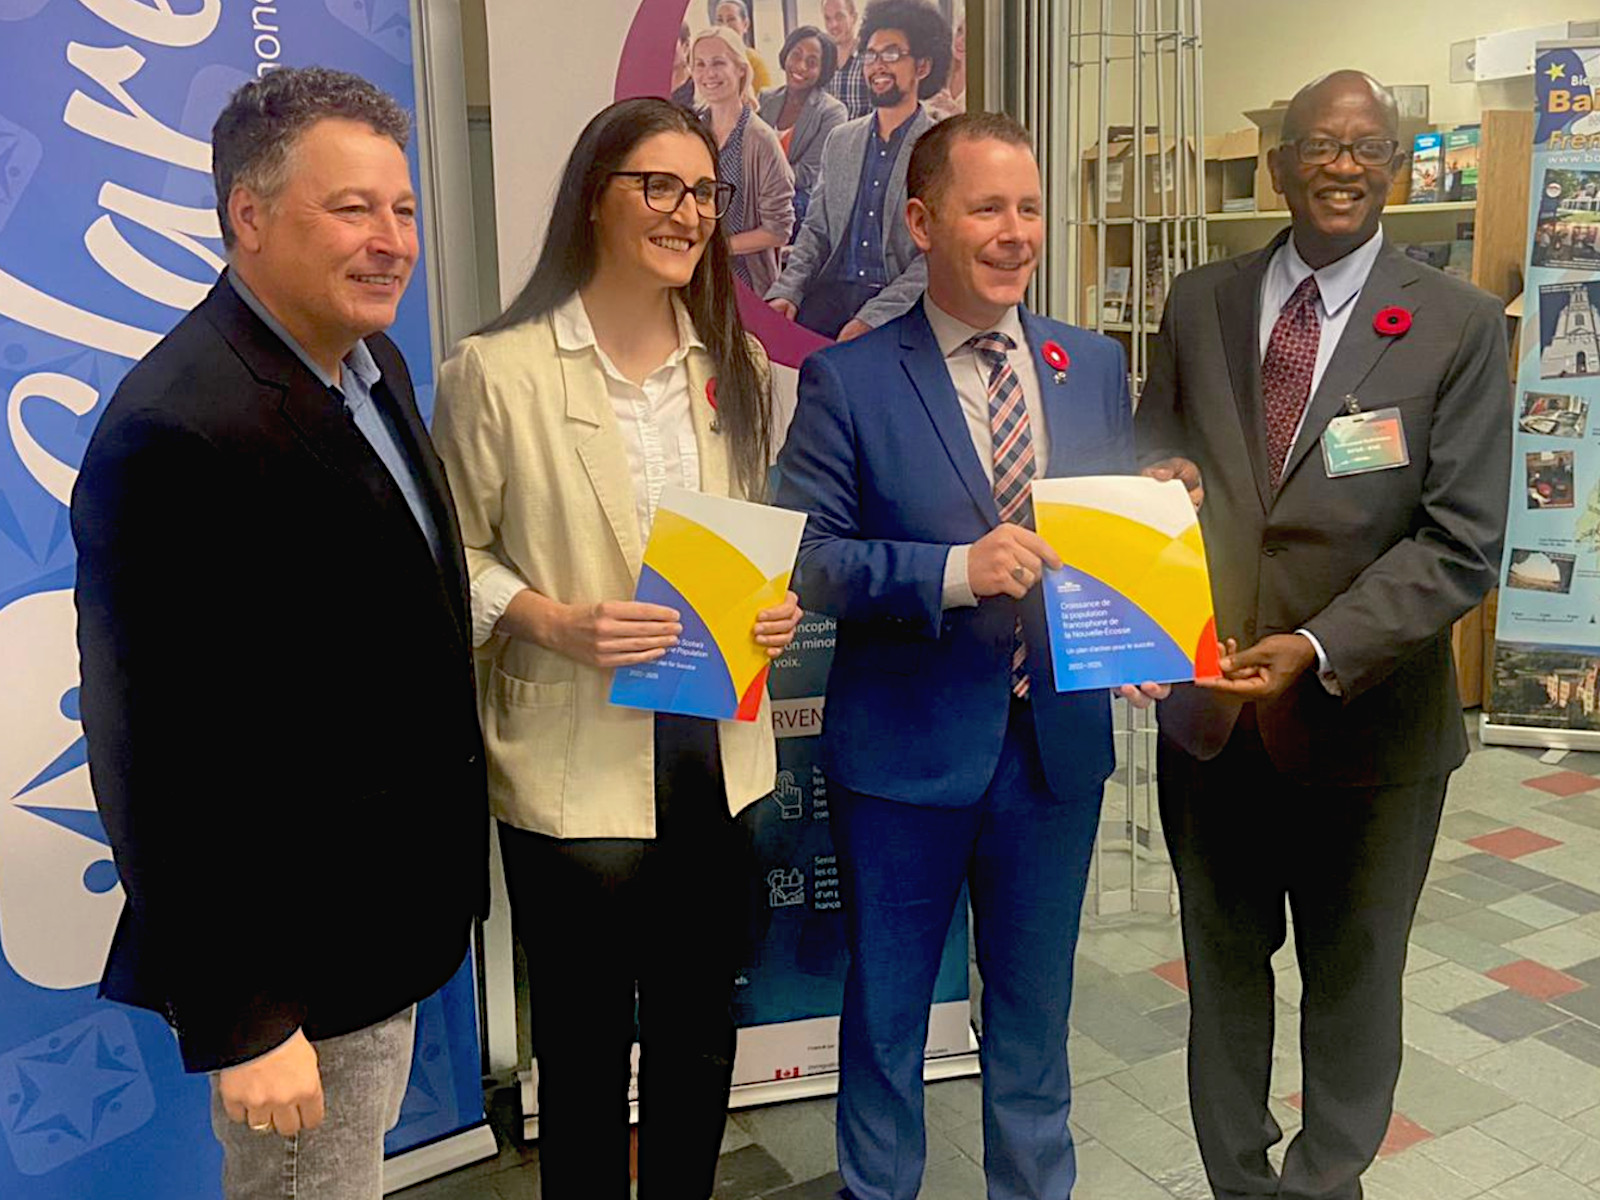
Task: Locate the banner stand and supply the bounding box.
[1480,715,1600,752]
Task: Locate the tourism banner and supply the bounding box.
[1486,41,1600,744]
[1033,476,1218,692]
[0,3,490,1195]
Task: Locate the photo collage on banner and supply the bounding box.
[609,0,974,1091]
[1490,40,1600,734]
[0,3,485,1195]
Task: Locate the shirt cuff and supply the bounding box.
[1295,628,1341,696]
[471,563,531,648]
[942,546,978,610]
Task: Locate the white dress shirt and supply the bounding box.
[921,297,1052,609]
[1258,227,1385,689]
[470,292,704,645]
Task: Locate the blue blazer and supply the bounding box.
[774,300,1134,806]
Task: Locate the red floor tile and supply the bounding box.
[1377,1112,1434,1157]
[1487,959,1585,1001]
[1284,1092,1303,1111]
[1152,959,1188,992]
[1466,826,1564,859]
[1523,771,1600,798]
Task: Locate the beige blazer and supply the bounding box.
[431,313,778,838]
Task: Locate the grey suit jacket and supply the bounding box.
[764,107,932,330]
[758,85,849,195]
[1135,230,1512,786]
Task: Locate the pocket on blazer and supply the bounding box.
[483,667,574,803]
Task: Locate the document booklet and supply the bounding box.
[1032,475,1220,692]
[609,486,806,721]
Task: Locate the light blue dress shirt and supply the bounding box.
[228,273,445,566]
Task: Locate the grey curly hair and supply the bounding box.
[211,66,412,248]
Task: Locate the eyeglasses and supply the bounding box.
[609,171,736,219]
[1284,137,1401,167]
[861,46,912,65]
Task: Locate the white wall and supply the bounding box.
[1200,0,1598,134]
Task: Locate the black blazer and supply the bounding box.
[72,277,488,1072]
[1136,233,1512,786]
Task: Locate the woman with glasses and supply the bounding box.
[757,24,847,237]
[431,96,801,1200]
[691,25,795,293]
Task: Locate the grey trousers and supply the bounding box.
[210,1007,416,1200]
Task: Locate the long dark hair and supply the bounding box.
[479,97,772,499]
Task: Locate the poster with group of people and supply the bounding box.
[1489,40,1600,734]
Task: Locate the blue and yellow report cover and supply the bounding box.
[1033,476,1220,692]
[610,487,807,721]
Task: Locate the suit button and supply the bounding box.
[1244,618,1257,639]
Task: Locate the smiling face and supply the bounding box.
[864,27,929,109]
[822,0,855,48]
[908,136,1043,330]
[1268,75,1403,266]
[784,35,825,92]
[592,131,716,292]
[714,1,748,35]
[228,117,417,372]
[692,35,748,106]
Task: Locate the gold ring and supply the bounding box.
[249,1120,273,1133]
[1012,567,1028,584]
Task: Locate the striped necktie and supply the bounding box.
[969,331,1036,698]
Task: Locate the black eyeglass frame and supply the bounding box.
[1280,137,1403,168]
[608,171,736,219]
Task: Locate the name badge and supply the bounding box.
[1321,402,1409,477]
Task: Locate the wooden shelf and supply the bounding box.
[1206,200,1476,223]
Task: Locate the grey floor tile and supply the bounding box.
[1147,1002,1192,1040]
[1456,853,1562,894]
[1554,986,1600,1026]
[1441,810,1516,841]
[1448,990,1567,1042]
[1491,892,1582,930]
[1362,1150,1481,1200]
[946,1118,983,1165]
[1435,870,1522,906]
[1477,1103,1593,1169]
[1074,1135,1184,1200]
[712,1144,792,1199]
[1482,1164,1597,1200]
[925,1077,982,1129]
[1395,1048,1516,1133]
[1445,908,1540,945]
[733,1100,837,1185]
[1418,887,1480,923]
[1541,882,1600,917]
[489,1170,541,1200]
[1415,1124,1537,1190]
[1463,1038,1600,1117]
[1538,1020,1600,1069]
[761,1171,845,1200]
[1113,970,1190,1015]
[917,1154,989,1200]
[1069,987,1187,1064]
[1535,794,1600,833]
[1108,1049,1190,1114]
[1411,922,1521,972]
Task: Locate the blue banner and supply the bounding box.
[0,2,484,1194]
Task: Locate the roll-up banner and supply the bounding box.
[0,3,493,1194]
[486,0,976,1127]
[1484,40,1600,751]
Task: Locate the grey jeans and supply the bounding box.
[210,1007,416,1199]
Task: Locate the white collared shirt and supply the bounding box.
[1257,228,1384,693]
[469,292,705,645]
[921,296,1052,609]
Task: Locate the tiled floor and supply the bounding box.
[397,720,1600,1199]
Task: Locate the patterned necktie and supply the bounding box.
[969,331,1036,698]
[1261,274,1322,483]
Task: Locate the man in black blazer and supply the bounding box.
[71,67,486,1197]
[1136,72,1510,1200]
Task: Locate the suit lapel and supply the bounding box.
[559,316,645,575]
[901,302,999,524]
[1018,308,1072,475]
[1217,237,1279,513]
[1277,243,1422,489]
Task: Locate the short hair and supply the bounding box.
[907,111,1033,205]
[692,26,758,109]
[779,25,839,90]
[714,0,749,26]
[858,0,952,99]
[824,0,859,19]
[211,66,410,249]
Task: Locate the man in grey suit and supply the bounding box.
[1135,71,1510,1200]
[765,0,949,340]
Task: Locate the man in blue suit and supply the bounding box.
[775,111,1167,1200]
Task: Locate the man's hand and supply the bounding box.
[1115,682,1172,709]
[768,297,799,320]
[546,600,681,668]
[967,525,1062,599]
[837,318,872,342]
[754,591,804,658]
[1197,633,1316,702]
[1142,457,1204,510]
[218,1029,324,1139]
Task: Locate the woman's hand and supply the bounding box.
[754,591,803,658]
[537,599,682,669]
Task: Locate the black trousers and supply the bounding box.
[1157,711,1448,1200]
[498,715,754,1200]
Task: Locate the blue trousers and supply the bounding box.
[831,701,1102,1200]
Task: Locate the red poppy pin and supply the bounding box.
[705,377,721,432]
[1041,340,1070,383]
[1374,307,1412,337]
